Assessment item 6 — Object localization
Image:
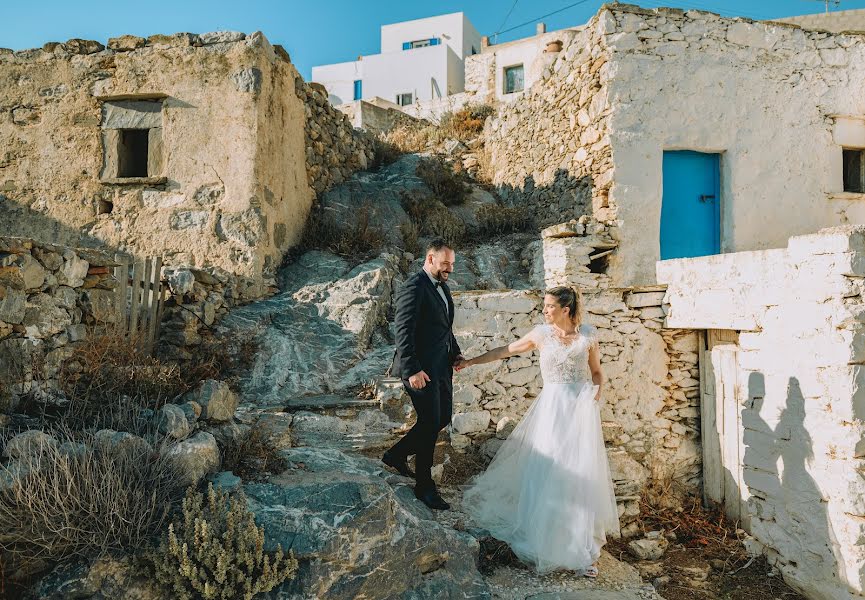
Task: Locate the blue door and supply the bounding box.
[661,151,720,260]
[353,80,362,101]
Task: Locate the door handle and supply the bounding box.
[699,194,716,203]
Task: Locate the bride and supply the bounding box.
[456,286,620,577]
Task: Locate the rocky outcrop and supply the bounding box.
[244,447,490,599]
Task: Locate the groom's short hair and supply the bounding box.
[426,238,453,255]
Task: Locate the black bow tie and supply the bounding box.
[434,280,442,288]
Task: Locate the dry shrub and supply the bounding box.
[382,122,441,154]
[299,203,385,260]
[222,426,287,483]
[399,220,421,256]
[476,204,533,236]
[148,483,297,600]
[438,104,494,141]
[0,427,183,565]
[401,197,466,247]
[416,157,469,206]
[370,136,403,171]
[474,145,496,187]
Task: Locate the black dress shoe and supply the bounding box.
[414,487,450,510]
[382,452,415,478]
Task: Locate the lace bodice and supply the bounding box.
[534,323,597,384]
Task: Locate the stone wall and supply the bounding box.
[0,30,373,303]
[452,287,701,536]
[658,225,865,600]
[482,14,613,231]
[300,83,375,195]
[0,237,121,408]
[334,98,427,134]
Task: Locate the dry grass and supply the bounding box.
[416,156,469,206]
[299,203,385,261]
[221,426,288,483]
[370,136,404,171]
[476,204,533,236]
[438,104,494,141]
[401,196,466,247]
[0,427,183,567]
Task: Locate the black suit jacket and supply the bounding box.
[392,271,462,380]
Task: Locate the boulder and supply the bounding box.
[627,532,668,560]
[93,430,153,458]
[495,416,517,439]
[164,431,220,486]
[244,447,490,599]
[3,430,58,460]
[192,380,238,422]
[155,404,190,440]
[452,410,491,435]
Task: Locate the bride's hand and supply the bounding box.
[455,357,474,372]
[594,390,601,403]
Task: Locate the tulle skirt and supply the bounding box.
[463,382,620,573]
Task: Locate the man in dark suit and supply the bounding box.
[383,238,463,510]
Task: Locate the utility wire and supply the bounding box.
[494,0,595,36]
[495,0,521,41]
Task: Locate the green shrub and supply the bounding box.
[149,483,297,600]
[399,220,421,256]
[416,157,469,206]
[476,204,534,236]
[0,427,183,565]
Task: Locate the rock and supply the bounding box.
[164,268,196,296]
[0,286,26,324]
[192,379,238,422]
[64,38,104,54]
[57,255,89,287]
[207,422,251,447]
[107,35,146,51]
[155,403,190,439]
[165,431,220,486]
[244,447,490,599]
[208,470,242,492]
[480,437,504,461]
[627,535,668,560]
[93,430,153,458]
[452,410,491,434]
[30,555,161,600]
[444,139,468,155]
[495,416,517,439]
[3,430,58,460]
[200,31,246,45]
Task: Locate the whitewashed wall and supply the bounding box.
[658,225,865,600]
[311,59,361,105]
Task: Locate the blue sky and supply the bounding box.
[4,0,865,79]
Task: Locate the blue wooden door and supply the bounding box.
[661,151,720,260]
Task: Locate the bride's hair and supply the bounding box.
[546,286,582,324]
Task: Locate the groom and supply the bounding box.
[383,238,463,510]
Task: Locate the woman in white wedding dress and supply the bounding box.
[457,286,620,576]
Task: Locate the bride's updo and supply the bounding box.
[546,286,582,325]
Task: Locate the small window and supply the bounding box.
[353,79,362,101]
[117,129,149,177]
[843,148,865,193]
[504,64,524,94]
[404,38,437,50]
[471,45,478,55]
[396,93,413,106]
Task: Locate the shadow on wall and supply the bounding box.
[496,169,594,230]
[0,194,111,251]
[742,373,847,595]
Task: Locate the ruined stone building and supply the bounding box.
[0,30,371,301]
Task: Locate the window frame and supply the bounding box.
[396,92,414,106]
[503,64,525,95]
[843,147,865,193]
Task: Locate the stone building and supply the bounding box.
[483,4,865,287]
[0,30,372,302]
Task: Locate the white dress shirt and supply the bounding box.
[424,268,449,315]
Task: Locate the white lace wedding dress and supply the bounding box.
[463,323,620,573]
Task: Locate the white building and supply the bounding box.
[312,12,482,107]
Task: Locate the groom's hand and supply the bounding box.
[453,355,467,371]
[408,370,431,389]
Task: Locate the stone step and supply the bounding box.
[287,394,380,412]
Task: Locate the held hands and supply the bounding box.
[408,370,431,389]
[454,355,472,372]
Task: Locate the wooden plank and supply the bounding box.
[146,256,162,354]
[114,253,129,333]
[719,346,741,523]
[140,259,153,350]
[154,278,167,351]
[129,261,144,342]
[700,331,723,506]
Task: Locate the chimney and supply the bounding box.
[357,55,363,61]
[536,22,547,35]
[481,35,490,48]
